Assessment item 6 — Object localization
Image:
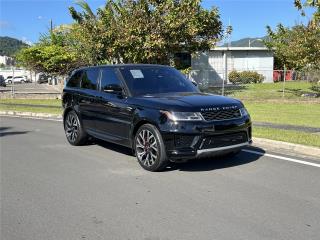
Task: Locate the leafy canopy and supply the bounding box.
[17,0,225,75]
[265,0,320,70]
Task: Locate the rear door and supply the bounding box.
[94,67,132,146]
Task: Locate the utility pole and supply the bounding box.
[282,65,286,98]
[11,66,15,98]
[50,19,53,33]
[222,51,227,96]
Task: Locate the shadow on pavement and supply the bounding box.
[92,138,133,157]
[92,136,266,172]
[0,127,30,137]
[167,147,265,172]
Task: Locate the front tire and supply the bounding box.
[64,110,88,146]
[134,124,168,171]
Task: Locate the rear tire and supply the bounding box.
[8,80,12,84]
[134,124,169,171]
[64,110,88,146]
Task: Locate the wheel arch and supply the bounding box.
[131,119,160,148]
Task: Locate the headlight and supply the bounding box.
[240,107,249,117]
[161,111,203,121]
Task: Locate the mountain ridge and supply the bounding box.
[0,36,29,57]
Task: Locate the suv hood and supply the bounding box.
[134,92,243,112]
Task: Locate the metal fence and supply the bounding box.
[186,69,320,100]
[187,69,320,86]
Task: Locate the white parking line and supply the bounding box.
[242,149,320,168]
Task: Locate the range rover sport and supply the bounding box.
[62,64,252,171]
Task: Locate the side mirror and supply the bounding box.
[103,84,123,94]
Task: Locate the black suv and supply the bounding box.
[62,64,252,171]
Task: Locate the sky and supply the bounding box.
[0,0,315,45]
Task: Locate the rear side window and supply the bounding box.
[81,68,99,90]
[67,70,82,88]
[100,68,121,91]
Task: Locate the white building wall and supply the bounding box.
[191,48,274,85]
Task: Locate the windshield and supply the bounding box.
[119,66,198,96]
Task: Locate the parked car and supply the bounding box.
[5,76,27,84]
[37,73,49,84]
[62,64,252,171]
[0,75,6,87]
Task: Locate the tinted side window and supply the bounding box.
[100,68,121,91]
[81,68,99,90]
[67,71,82,88]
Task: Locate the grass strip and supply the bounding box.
[253,126,320,148]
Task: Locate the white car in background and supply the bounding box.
[5,76,28,84]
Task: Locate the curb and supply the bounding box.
[0,111,62,121]
[252,137,320,159]
[1,111,319,159]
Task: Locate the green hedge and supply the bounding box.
[228,70,264,84]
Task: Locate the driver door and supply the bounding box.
[94,67,132,146]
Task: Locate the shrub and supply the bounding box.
[228,70,241,84]
[228,70,264,84]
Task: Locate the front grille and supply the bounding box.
[201,109,241,121]
[200,132,248,149]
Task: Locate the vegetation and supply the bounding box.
[265,0,320,70]
[245,102,320,128]
[0,99,61,106]
[228,70,264,84]
[17,0,226,75]
[0,36,29,57]
[0,99,61,114]
[254,127,320,148]
[208,81,320,100]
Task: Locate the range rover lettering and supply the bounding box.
[62,64,252,171]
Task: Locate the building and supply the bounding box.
[190,47,274,85]
[0,55,14,66]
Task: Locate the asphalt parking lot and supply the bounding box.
[1,116,320,240]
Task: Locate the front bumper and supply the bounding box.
[160,116,252,161]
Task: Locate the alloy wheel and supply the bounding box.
[65,113,79,143]
[136,129,158,167]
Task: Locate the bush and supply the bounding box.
[228,70,264,84]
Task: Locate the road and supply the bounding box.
[1,116,320,240]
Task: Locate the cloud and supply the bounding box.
[21,37,33,46]
[37,16,43,20]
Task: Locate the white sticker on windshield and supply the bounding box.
[130,69,144,79]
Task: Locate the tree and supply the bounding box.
[265,1,320,70]
[16,0,225,75]
[16,44,79,76]
[294,0,320,22]
[68,0,224,66]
